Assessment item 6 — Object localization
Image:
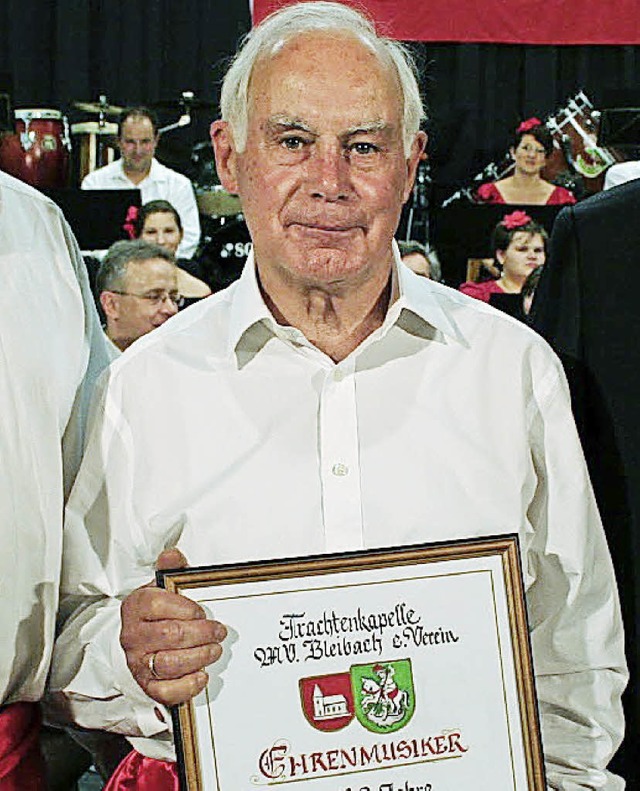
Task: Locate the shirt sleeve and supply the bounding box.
[475,182,502,203]
[47,374,177,758]
[59,214,114,496]
[548,186,577,205]
[80,169,101,190]
[524,358,627,789]
[458,280,496,302]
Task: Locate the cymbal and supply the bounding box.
[74,101,124,115]
[70,120,118,135]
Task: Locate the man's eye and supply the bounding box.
[281,136,306,151]
[350,142,379,155]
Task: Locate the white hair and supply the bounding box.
[220,1,425,156]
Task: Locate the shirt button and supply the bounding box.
[332,463,349,477]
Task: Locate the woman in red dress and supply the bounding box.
[459,210,547,302]
[476,118,576,206]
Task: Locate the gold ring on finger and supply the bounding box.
[148,652,161,679]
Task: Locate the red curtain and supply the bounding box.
[252,0,640,45]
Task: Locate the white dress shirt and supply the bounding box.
[49,251,626,788]
[603,160,640,190]
[0,171,110,706]
[81,158,201,258]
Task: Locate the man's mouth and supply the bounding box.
[288,222,360,235]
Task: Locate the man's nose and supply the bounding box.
[308,144,351,201]
[159,295,179,315]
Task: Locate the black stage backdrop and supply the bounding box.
[1,2,639,193]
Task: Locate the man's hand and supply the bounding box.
[120,548,227,707]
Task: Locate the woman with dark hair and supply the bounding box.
[459,210,547,302]
[476,118,576,205]
[134,199,184,253]
[126,199,211,303]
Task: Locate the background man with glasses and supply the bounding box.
[97,239,181,353]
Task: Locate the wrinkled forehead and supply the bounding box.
[247,30,402,121]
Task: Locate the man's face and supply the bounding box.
[213,32,425,294]
[119,116,158,175]
[105,258,178,350]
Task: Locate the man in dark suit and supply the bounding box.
[532,177,640,787]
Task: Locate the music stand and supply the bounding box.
[598,108,640,148]
[44,188,141,250]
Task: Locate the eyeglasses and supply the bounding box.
[109,290,184,308]
[518,144,546,156]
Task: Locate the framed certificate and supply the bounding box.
[158,534,546,790]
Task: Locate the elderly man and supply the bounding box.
[82,107,201,258]
[97,239,180,353]
[49,3,626,789]
[0,170,110,785]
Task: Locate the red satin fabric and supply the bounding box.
[0,702,45,790]
[104,750,179,791]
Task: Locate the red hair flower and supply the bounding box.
[122,205,139,239]
[501,210,532,230]
[516,117,542,134]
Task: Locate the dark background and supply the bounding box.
[1,1,638,193]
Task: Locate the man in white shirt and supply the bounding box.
[81,107,201,258]
[0,171,111,784]
[49,3,626,789]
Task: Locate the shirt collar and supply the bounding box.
[226,251,276,358]
[117,157,160,185]
[391,243,466,346]
[227,243,465,363]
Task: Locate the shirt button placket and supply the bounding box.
[319,360,363,552]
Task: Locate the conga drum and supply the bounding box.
[70,120,118,185]
[0,108,69,189]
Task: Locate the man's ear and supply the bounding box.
[210,120,239,194]
[402,131,428,204]
[100,291,119,321]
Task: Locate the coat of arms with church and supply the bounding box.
[299,659,415,734]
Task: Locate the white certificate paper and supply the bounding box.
[159,536,545,790]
